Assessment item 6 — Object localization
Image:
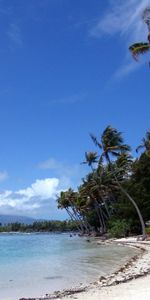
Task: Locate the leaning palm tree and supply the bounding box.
[90,125,146,240]
[136,130,150,157]
[57,191,82,232]
[79,182,107,234]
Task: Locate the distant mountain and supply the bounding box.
[0,215,35,225]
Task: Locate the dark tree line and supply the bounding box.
[0,220,78,233]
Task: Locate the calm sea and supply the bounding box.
[0,233,139,300]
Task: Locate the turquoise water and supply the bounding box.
[0,233,139,300]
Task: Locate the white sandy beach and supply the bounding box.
[62,274,150,300]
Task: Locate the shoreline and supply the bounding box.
[19,237,150,300]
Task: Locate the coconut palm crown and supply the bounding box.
[81,151,98,170]
[136,130,150,157]
[90,126,131,163]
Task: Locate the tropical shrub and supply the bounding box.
[108,219,131,238]
[146,227,150,235]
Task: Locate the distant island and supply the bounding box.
[0,214,35,225]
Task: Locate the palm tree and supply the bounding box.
[136,130,150,157]
[81,151,98,170]
[79,182,106,234]
[115,152,133,180]
[90,125,146,240]
[57,191,83,233]
[79,168,115,234]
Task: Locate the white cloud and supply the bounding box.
[90,0,150,77]
[0,171,8,182]
[0,177,68,218]
[0,158,86,218]
[17,178,59,200]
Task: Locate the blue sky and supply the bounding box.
[0,0,150,219]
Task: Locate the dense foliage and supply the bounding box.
[57,126,150,239]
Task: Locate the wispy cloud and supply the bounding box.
[0,171,8,182]
[90,0,150,77]
[114,60,141,79]
[38,157,85,182]
[49,92,87,105]
[0,7,12,15]
[90,0,149,41]
[0,0,12,15]
[38,158,65,171]
[7,23,23,48]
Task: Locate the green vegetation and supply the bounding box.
[108,219,131,238]
[0,220,78,233]
[146,227,150,235]
[57,126,150,239]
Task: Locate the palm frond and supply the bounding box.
[90,133,102,148]
[136,144,144,153]
[129,43,150,56]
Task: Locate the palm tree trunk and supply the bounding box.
[66,208,83,233]
[88,192,105,234]
[69,201,88,233]
[95,200,106,234]
[81,214,93,233]
[99,192,111,218]
[107,157,146,240]
[94,204,104,234]
[76,210,90,234]
[114,178,146,240]
[99,204,107,233]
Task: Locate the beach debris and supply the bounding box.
[19,287,87,300]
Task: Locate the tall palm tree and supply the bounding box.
[91,125,146,240]
[136,130,150,157]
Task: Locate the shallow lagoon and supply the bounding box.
[0,233,139,300]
